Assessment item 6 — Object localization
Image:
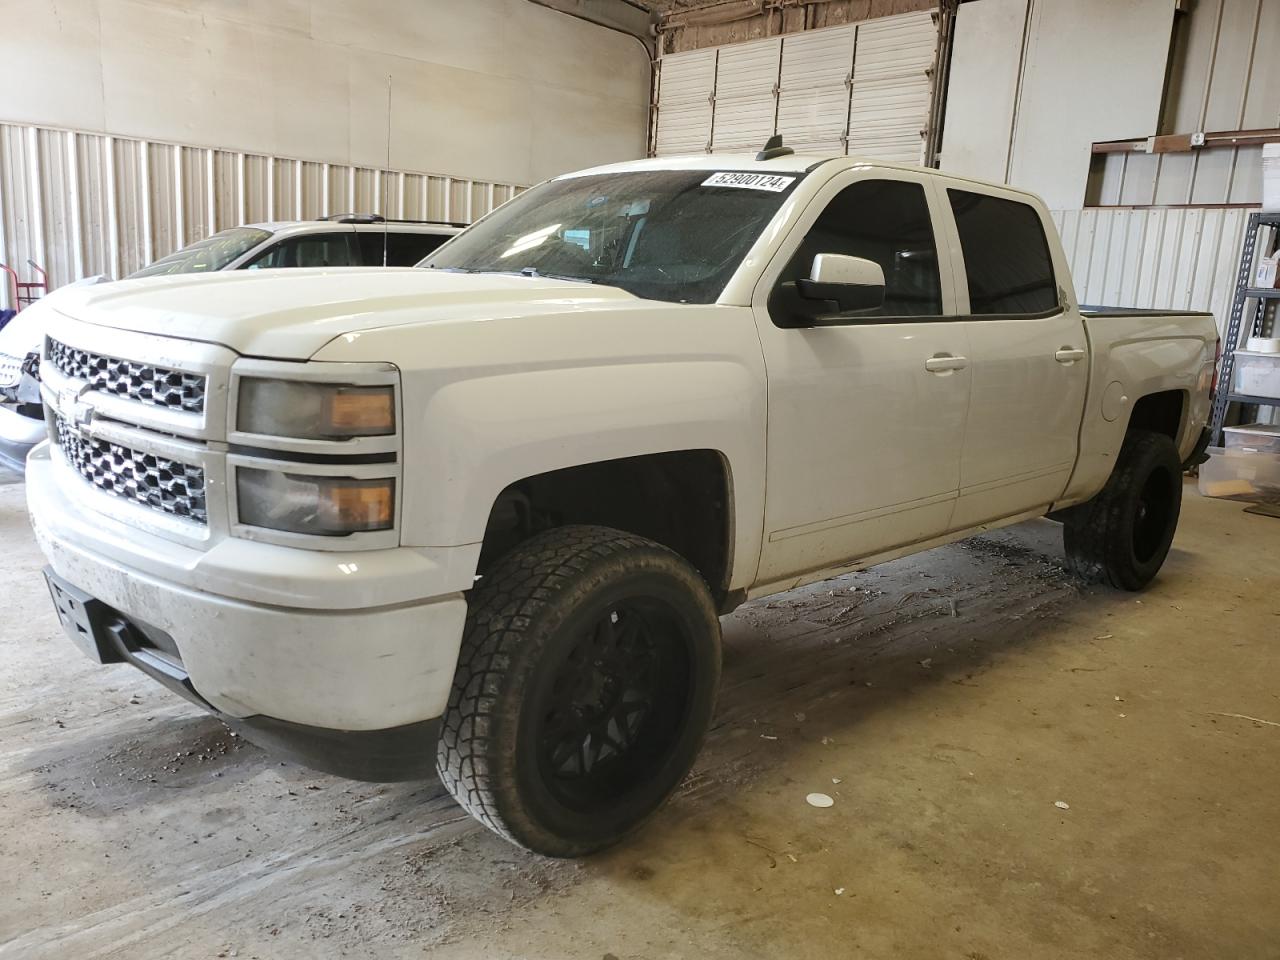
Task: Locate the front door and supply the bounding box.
[938,187,1089,528]
[752,172,970,588]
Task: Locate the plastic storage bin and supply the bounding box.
[1198,446,1280,502]
[1231,351,1280,399]
[1223,423,1280,456]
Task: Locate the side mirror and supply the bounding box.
[797,254,885,314]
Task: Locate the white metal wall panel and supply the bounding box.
[1050,206,1263,341]
[938,0,1028,184]
[710,38,782,153]
[0,120,524,307]
[845,11,936,164]
[776,28,857,156]
[655,50,717,156]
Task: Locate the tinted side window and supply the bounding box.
[773,179,942,320]
[948,190,1057,314]
[357,232,451,266]
[245,233,355,269]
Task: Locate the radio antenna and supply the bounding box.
[382,74,392,266]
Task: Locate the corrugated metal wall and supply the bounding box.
[653,10,938,164]
[1088,0,1280,207]
[0,121,524,308]
[1050,206,1276,340]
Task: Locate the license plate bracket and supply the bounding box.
[43,568,126,665]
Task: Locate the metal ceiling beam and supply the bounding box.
[526,0,658,56]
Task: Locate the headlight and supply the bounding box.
[237,378,395,439]
[237,468,394,535]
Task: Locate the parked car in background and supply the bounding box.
[0,216,463,470]
[0,279,108,470]
[129,216,463,278]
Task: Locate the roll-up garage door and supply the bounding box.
[710,38,782,153]
[845,10,937,164]
[654,49,717,156]
[654,11,937,164]
[776,29,858,156]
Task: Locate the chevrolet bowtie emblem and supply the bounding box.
[73,398,95,435]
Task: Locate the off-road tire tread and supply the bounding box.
[435,524,715,854]
[1063,429,1181,590]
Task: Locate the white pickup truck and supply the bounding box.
[27,143,1217,856]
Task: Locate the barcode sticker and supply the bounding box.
[702,172,796,192]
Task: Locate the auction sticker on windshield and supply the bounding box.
[702,172,796,192]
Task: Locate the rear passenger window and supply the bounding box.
[774,179,943,318]
[358,232,452,266]
[245,233,355,269]
[948,190,1058,315]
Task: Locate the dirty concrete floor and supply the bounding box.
[1,468,1277,960]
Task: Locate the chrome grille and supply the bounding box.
[48,338,206,413]
[53,415,208,524]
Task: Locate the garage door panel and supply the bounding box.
[852,10,937,79]
[777,28,856,156]
[655,49,716,156]
[654,11,936,164]
[847,11,936,164]
[711,38,781,152]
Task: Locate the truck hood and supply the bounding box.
[49,268,638,359]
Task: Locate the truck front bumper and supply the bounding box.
[26,445,469,780]
[43,566,442,780]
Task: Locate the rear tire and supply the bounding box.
[1063,429,1182,590]
[436,524,722,857]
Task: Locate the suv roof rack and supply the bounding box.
[318,213,469,228]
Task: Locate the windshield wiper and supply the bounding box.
[515,266,595,284]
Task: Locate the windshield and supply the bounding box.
[422,169,804,304]
[128,226,272,278]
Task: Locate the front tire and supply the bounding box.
[436,525,722,857]
[1063,429,1183,590]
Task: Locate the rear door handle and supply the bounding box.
[925,354,968,373]
[1055,347,1086,363]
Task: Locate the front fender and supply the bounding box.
[311,306,768,594]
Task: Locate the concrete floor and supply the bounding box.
[1,467,1277,960]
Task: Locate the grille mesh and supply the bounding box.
[54,415,208,524]
[48,339,206,414]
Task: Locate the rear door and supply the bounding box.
[937,186,1089,527]
[751,170,971,586]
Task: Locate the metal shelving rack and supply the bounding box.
[1209,212,1280,445]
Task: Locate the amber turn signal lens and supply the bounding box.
[326,389,395,434]
[325,477,394,530]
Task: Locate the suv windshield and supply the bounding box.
[423,169,804,304]
[128,226,272,278]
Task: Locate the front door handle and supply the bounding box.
[925,354,968,373]
[1055,347,1086,363]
